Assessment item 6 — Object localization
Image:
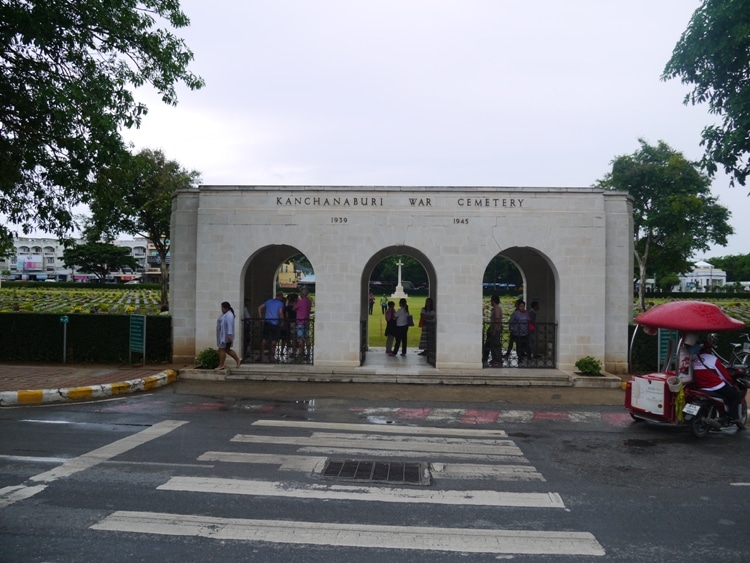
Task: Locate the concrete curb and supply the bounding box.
[0,370,178,407]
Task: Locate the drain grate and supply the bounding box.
[322,459,430,486]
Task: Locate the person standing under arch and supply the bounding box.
[418,297,436,356]
[484,295,503,367]
[258,292,285,362]
[384,301,396,355]
[293,287,313,359]
[391,298,410,357]
[506,299,531,363]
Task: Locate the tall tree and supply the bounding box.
[0,0,203,244]
[62,242,139,282]
[89,149,200,307]
[708,253,750,282]
[662,0,750,189]
[597,139,733,311]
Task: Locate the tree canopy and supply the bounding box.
[0,0,203,243]
[88,148,200,306]
[62,241,139,281]
[597,139,733,310]
[707,253,750,282]
[662,0,750,189]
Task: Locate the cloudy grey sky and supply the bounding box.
[123,0,749,257]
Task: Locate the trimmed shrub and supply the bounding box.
[195,348,220,369]
[575,356,602,375]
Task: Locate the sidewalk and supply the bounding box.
[0,361,627,407]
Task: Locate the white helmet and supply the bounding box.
[683,332,700,346]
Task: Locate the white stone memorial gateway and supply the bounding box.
[171,186,633,378]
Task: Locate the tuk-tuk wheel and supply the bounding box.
[737,402,747,430]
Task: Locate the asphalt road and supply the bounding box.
[1,383,749,562]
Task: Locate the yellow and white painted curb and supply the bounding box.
[0,370,178,407]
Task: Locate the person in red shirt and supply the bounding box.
[684,332,743,422]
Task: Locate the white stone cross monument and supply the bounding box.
[391,258,408,299]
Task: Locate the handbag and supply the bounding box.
[418,317,424,328]
[407,314,414,326]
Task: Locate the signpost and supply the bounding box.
[60,315,69,364]
[129,315,146,365]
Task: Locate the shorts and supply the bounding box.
[296,323,310,339]
[221,340,233,351]
[263,322,280,341]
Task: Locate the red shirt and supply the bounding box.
[692,353,732,391]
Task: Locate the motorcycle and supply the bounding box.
[681,368,749,437]
[625,300,750,438]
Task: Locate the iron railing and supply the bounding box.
[422,319,436,367]
[241,317,315,364]
[482,321,556,368]
[360,319,368,365]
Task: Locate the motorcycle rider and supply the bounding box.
[683,332,744,423]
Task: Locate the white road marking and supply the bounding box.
[0,484,49,509]
[569,411,602,423]
[157,476,565,508]
[0,454,69,464]
[198,452,326,472]
[430,462,545,481]
[495,410,535,423]
[311,431,510,446]
[197,452,542,481]
[231,434,523,456]
[0,419,187,509]
[298,446,529,463]
[424,408,466,423]
[730,482,750,486]
[252,419,507,437]
[20,419,73,424]
[91,511,605,556]
[30,420,188,483]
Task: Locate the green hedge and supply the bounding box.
[0,313,171,363]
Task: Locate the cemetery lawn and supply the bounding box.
[0,286,163,315]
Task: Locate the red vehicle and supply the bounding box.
[625,300,750,438]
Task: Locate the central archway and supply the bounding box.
[360,246,437,366]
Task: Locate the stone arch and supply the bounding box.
[497,246,558,325]
[361,246,438,363]
[482,247,559,366]
[240,244,310,309]
[240,244,315,362]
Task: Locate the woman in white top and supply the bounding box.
[392,298,410,356]
[217,301,242,370]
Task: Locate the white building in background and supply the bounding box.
[0,236,157,282]
[676,260,727,292]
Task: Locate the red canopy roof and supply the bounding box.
[635,300,745,332]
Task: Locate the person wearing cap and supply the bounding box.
[258,292,285,362]
[683,332,744,422]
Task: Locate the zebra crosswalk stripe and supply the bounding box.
[157,476,566,508]
[251,419,508,436]
[85,418,605,556]
[92,511,605,556]
[231,433,524,456]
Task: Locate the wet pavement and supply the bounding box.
[0,359,626,407]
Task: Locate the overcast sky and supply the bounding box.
[122,0,749,258]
